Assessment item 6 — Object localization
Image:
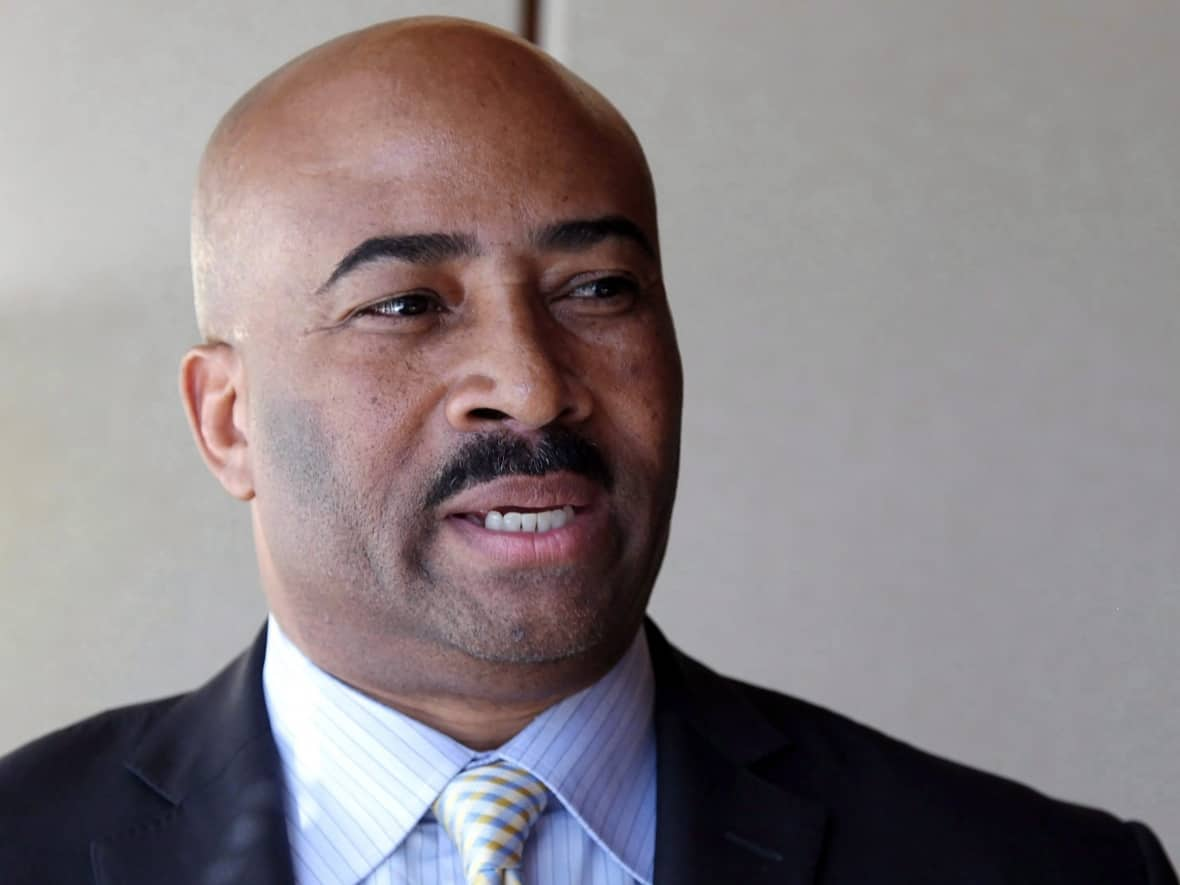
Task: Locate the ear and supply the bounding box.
[179,344,254,501]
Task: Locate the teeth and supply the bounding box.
[483,506,574,533]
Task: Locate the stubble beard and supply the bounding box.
[392,524,622,666]
[258,396,647,669]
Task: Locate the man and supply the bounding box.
[0,16,1174,885]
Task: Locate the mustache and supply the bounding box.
[424,427,613,510]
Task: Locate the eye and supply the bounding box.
[566,275,639,301]
[357,292,445,318]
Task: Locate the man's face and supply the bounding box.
[233,70,682,684]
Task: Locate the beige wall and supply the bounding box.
[3,0,1178,855]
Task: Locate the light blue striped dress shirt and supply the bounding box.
[262,616,656,885]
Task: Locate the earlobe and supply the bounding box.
[179,344,255,501]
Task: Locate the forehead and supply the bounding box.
[305,133,646,236]
[198,43,662,331]
[236,64,655,250]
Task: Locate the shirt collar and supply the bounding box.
[263,617,655,885]
[497,628,656,882]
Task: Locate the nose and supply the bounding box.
[444,296,593,433]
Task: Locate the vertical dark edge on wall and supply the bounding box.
[520,0,541,43]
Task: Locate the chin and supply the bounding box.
[429,573,628,666]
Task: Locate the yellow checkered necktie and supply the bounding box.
[433,761,549,885]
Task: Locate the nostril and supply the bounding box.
[469,407,509,421]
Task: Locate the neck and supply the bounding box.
[270,614,639,751]
[357,689,566,750]
[346,642,628,749]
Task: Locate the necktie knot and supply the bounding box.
[433,761,549,885]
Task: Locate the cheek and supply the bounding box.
[253,395,341,508]
[251,390,436,578]
[588,321,683,478]
[299,339,448,455]
[250,376,415,519]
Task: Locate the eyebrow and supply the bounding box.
[318,231,480,293]
[317,214,656,294]
[533,215,656,258]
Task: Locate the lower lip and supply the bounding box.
[442,503,609,568]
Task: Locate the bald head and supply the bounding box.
[191,17,654,344]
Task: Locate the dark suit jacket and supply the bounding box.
[1,621,1175,884]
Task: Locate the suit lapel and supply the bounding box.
[90,628,295,885]
[648,622,827,885]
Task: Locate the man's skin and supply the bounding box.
[180,17,683,750]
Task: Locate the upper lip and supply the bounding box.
[439,472,603,517]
